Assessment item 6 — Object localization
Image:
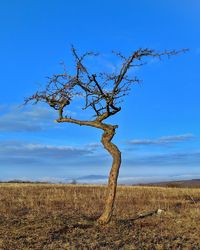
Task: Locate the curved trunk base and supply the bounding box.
[97,126,121,224]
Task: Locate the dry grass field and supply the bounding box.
[0,184,200,249]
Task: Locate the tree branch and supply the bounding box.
[25,47,187,123]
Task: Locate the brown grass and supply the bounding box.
[0,184,200,249]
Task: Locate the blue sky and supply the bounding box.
[0,0,200,183]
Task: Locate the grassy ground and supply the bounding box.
[0,184,200,249]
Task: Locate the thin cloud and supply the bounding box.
[0,104,74,132]
[85,142,102,149]
[128,133,194,146]
[124,150,200,167]
[0,141,93,157]
[0,105,57,132]
[0,140,94,165]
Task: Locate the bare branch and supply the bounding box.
[25,47,187,123]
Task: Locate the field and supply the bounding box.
[0,184,200,249]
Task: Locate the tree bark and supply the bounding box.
[57,118,121,224]
[97,126,121,224]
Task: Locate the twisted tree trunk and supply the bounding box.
[57,118,121,224]
[97,125,121,224]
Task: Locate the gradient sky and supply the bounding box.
[0,0,200,183]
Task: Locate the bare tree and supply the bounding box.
[25,46,187,224]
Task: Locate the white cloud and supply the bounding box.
[128,133,194,146]
[0,105,57,132]
[0,140,94,166]
[0,103,78,132]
